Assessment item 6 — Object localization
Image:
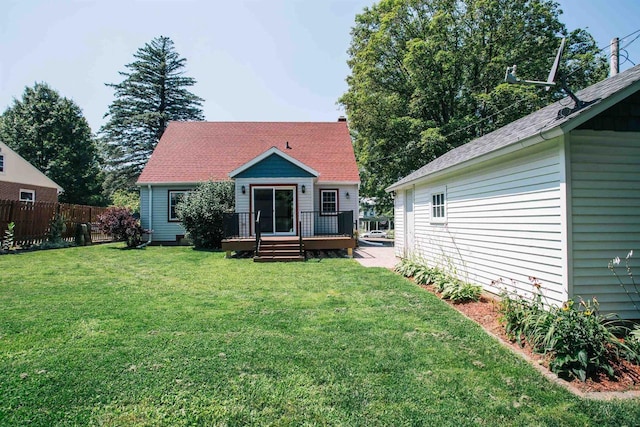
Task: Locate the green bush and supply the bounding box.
[395,258,481,303]
[1,222,15,251]
[177,181,234,249]
[441,280,482,303]
[498,288,639,381]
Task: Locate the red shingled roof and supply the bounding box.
[137,121,360,184]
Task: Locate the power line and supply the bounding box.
[364,98,526,164]
[361,28,640,167]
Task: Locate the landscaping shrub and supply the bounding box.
[97,207,146,248]
[1,222,15,251]
[498,284,639,382]
[395,258,481,303]
[176,181,234,249]
[38,213,73,250]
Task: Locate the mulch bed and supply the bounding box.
[418,284,640,394]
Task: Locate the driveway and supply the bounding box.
[353,239,399,269]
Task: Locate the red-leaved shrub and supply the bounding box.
[97,207,147,248]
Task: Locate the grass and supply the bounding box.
[0,244,639,426]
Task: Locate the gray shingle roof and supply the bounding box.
[387,64,640,191]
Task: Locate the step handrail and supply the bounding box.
[255,211,261,255]
[299,220,303,256]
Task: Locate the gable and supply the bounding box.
[577,90,640,131]
[0,141,62,192]
[233,153,316,178]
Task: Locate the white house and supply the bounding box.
[388,64,640,318]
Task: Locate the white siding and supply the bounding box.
[570,131,640,319]
[403,139,568,306]
[235,177,315,215]
[394,191,405,257]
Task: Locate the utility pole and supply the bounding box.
[610,37,619,77]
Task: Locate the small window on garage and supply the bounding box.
[431,189,446,223]
[0,153,5,173]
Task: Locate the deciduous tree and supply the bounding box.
[340,0,607,212]
[0,82,104,205]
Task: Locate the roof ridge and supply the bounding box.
[387,64,640,190]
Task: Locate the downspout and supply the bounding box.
[137,185,153,248]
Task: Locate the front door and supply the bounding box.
[253,186,296,235]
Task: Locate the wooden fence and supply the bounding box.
[0,199,111,247]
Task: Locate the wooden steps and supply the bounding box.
[254,238,304,262]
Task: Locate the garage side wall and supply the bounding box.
[408,140,568,306]
[393,191,405,257]
[570,130,640,319]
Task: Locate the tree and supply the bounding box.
[340,0,607,213]
[177,181,234,249]
[100,36,204,196]
[0,83,105,205]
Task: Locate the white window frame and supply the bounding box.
[430,187,447,223]
[320,189,338,215]
[168,190,190,222]
[0,153,4,173]
[19,189,35,203]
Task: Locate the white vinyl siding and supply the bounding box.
[235,177,315,215]
[430,188,446,222]
[320,189,338,214]
[394,191,405,257]
[570,131,640,319]
[314,183,359,236]
[406,140,567,306]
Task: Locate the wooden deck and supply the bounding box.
[222,235,356,257]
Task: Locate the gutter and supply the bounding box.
[137,184,153,248]
[386,127,565,192]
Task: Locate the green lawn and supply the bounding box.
[1,245,638,426]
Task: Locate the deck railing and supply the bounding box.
[222,210,354,239]
[298,211,354,238]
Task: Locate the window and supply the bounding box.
[20,189,35,203]
[0,153,4,173]
[431,190,446,222]
[320,189,338,215]
[168,190,190,221]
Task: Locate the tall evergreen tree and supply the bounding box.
[340,0,607,213]
[100,36,204,195]
[0,82,105,205]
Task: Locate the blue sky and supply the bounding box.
[1,0,639,133]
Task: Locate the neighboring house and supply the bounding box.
[137,120,360,254]
[388,64,640,319]
[0,140,62,203]
[359,197,393,233]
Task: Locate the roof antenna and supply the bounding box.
[505,38,585,112]
[285,141,292,149]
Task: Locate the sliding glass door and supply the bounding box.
[253,186,296,235]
